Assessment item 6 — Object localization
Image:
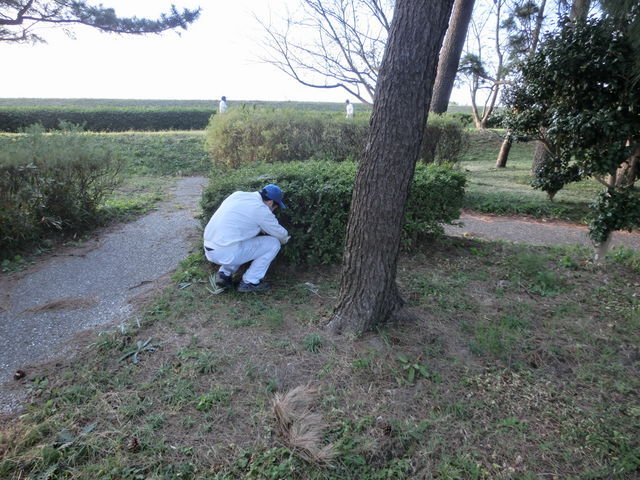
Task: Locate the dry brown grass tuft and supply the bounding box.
[272,385,336,464]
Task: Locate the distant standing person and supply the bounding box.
[345,99,354,119]
[203,184,290,292]
[219,96,228,114]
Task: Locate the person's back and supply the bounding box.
[203,185,289,292]
[204,191,286,249]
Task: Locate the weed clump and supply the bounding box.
[272,385,336,464]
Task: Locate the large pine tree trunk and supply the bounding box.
[328,0,455,335]
[430,0,476,114]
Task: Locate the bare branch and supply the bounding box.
[258,0,392,105]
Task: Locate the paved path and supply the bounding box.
[445,212,640,251]
[0,176,208,414]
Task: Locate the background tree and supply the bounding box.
[0,0,201,43]
[505,13,640,257]
[261,0,474,111]
[457,0,509,129]
[327,0,455,335]
[430,0,476,113]
[495,0,548,167]
[259,0,393,106]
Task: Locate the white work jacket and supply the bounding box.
[203,191,288,250]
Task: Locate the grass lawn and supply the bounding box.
[460,130,604,223]
[1,238,638,479]
[1,122,639,478]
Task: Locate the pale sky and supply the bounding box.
[1,0,469,105]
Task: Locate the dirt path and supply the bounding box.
[445,212,640,251]
[0,176,208,414]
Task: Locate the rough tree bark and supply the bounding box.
[431,0,476,113]
[531,135,549,173]
[327,0,455,335]
[570,0,591,21]
[495,131,512,168]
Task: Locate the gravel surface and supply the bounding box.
[445,212,640,251]
[0,176,208,415]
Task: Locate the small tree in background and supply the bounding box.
[505,13,640,257]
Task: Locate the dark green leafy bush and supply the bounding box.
[205,109,368,167]
[201,161,466,265]
[589,189,640,244]
[0,106,214,132]
[0,124,123,258]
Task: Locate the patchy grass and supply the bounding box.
[100,175,169,221]
[461,130,601,223]
[1,238,638,479]
[101,131,211,177]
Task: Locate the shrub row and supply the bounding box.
[0,106,215,132]
[205,110,369,167]
[0,125,123,258]
[201,161,466,265]
[205,109,470,167]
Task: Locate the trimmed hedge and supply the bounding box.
[205,109,369,167]
[205,109,469,168]
[0,125,123,258]
[0,106,215,132]
[201,161,466,265]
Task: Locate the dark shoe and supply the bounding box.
[215,271,233,288]
[237,281,270,292]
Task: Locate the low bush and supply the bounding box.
[206,109,470,168]
[201,161,466,265]
[0,106,214,132]
[420,114,470,165]
[0,124,123,258]
[205,109,368,167]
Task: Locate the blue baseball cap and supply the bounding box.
[261,184,287,209]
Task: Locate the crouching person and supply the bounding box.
[203,184,290,292]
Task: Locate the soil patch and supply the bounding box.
[23,296,99,313]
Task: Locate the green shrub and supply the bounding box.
[0,106,214,132]
[419,114,470,165]
[206,109,469,168]
[201,161,466,265]
[0,124,123,258]
[204,109,369,167]
[444,112,474,127]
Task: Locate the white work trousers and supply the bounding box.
[204,235,281,284]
